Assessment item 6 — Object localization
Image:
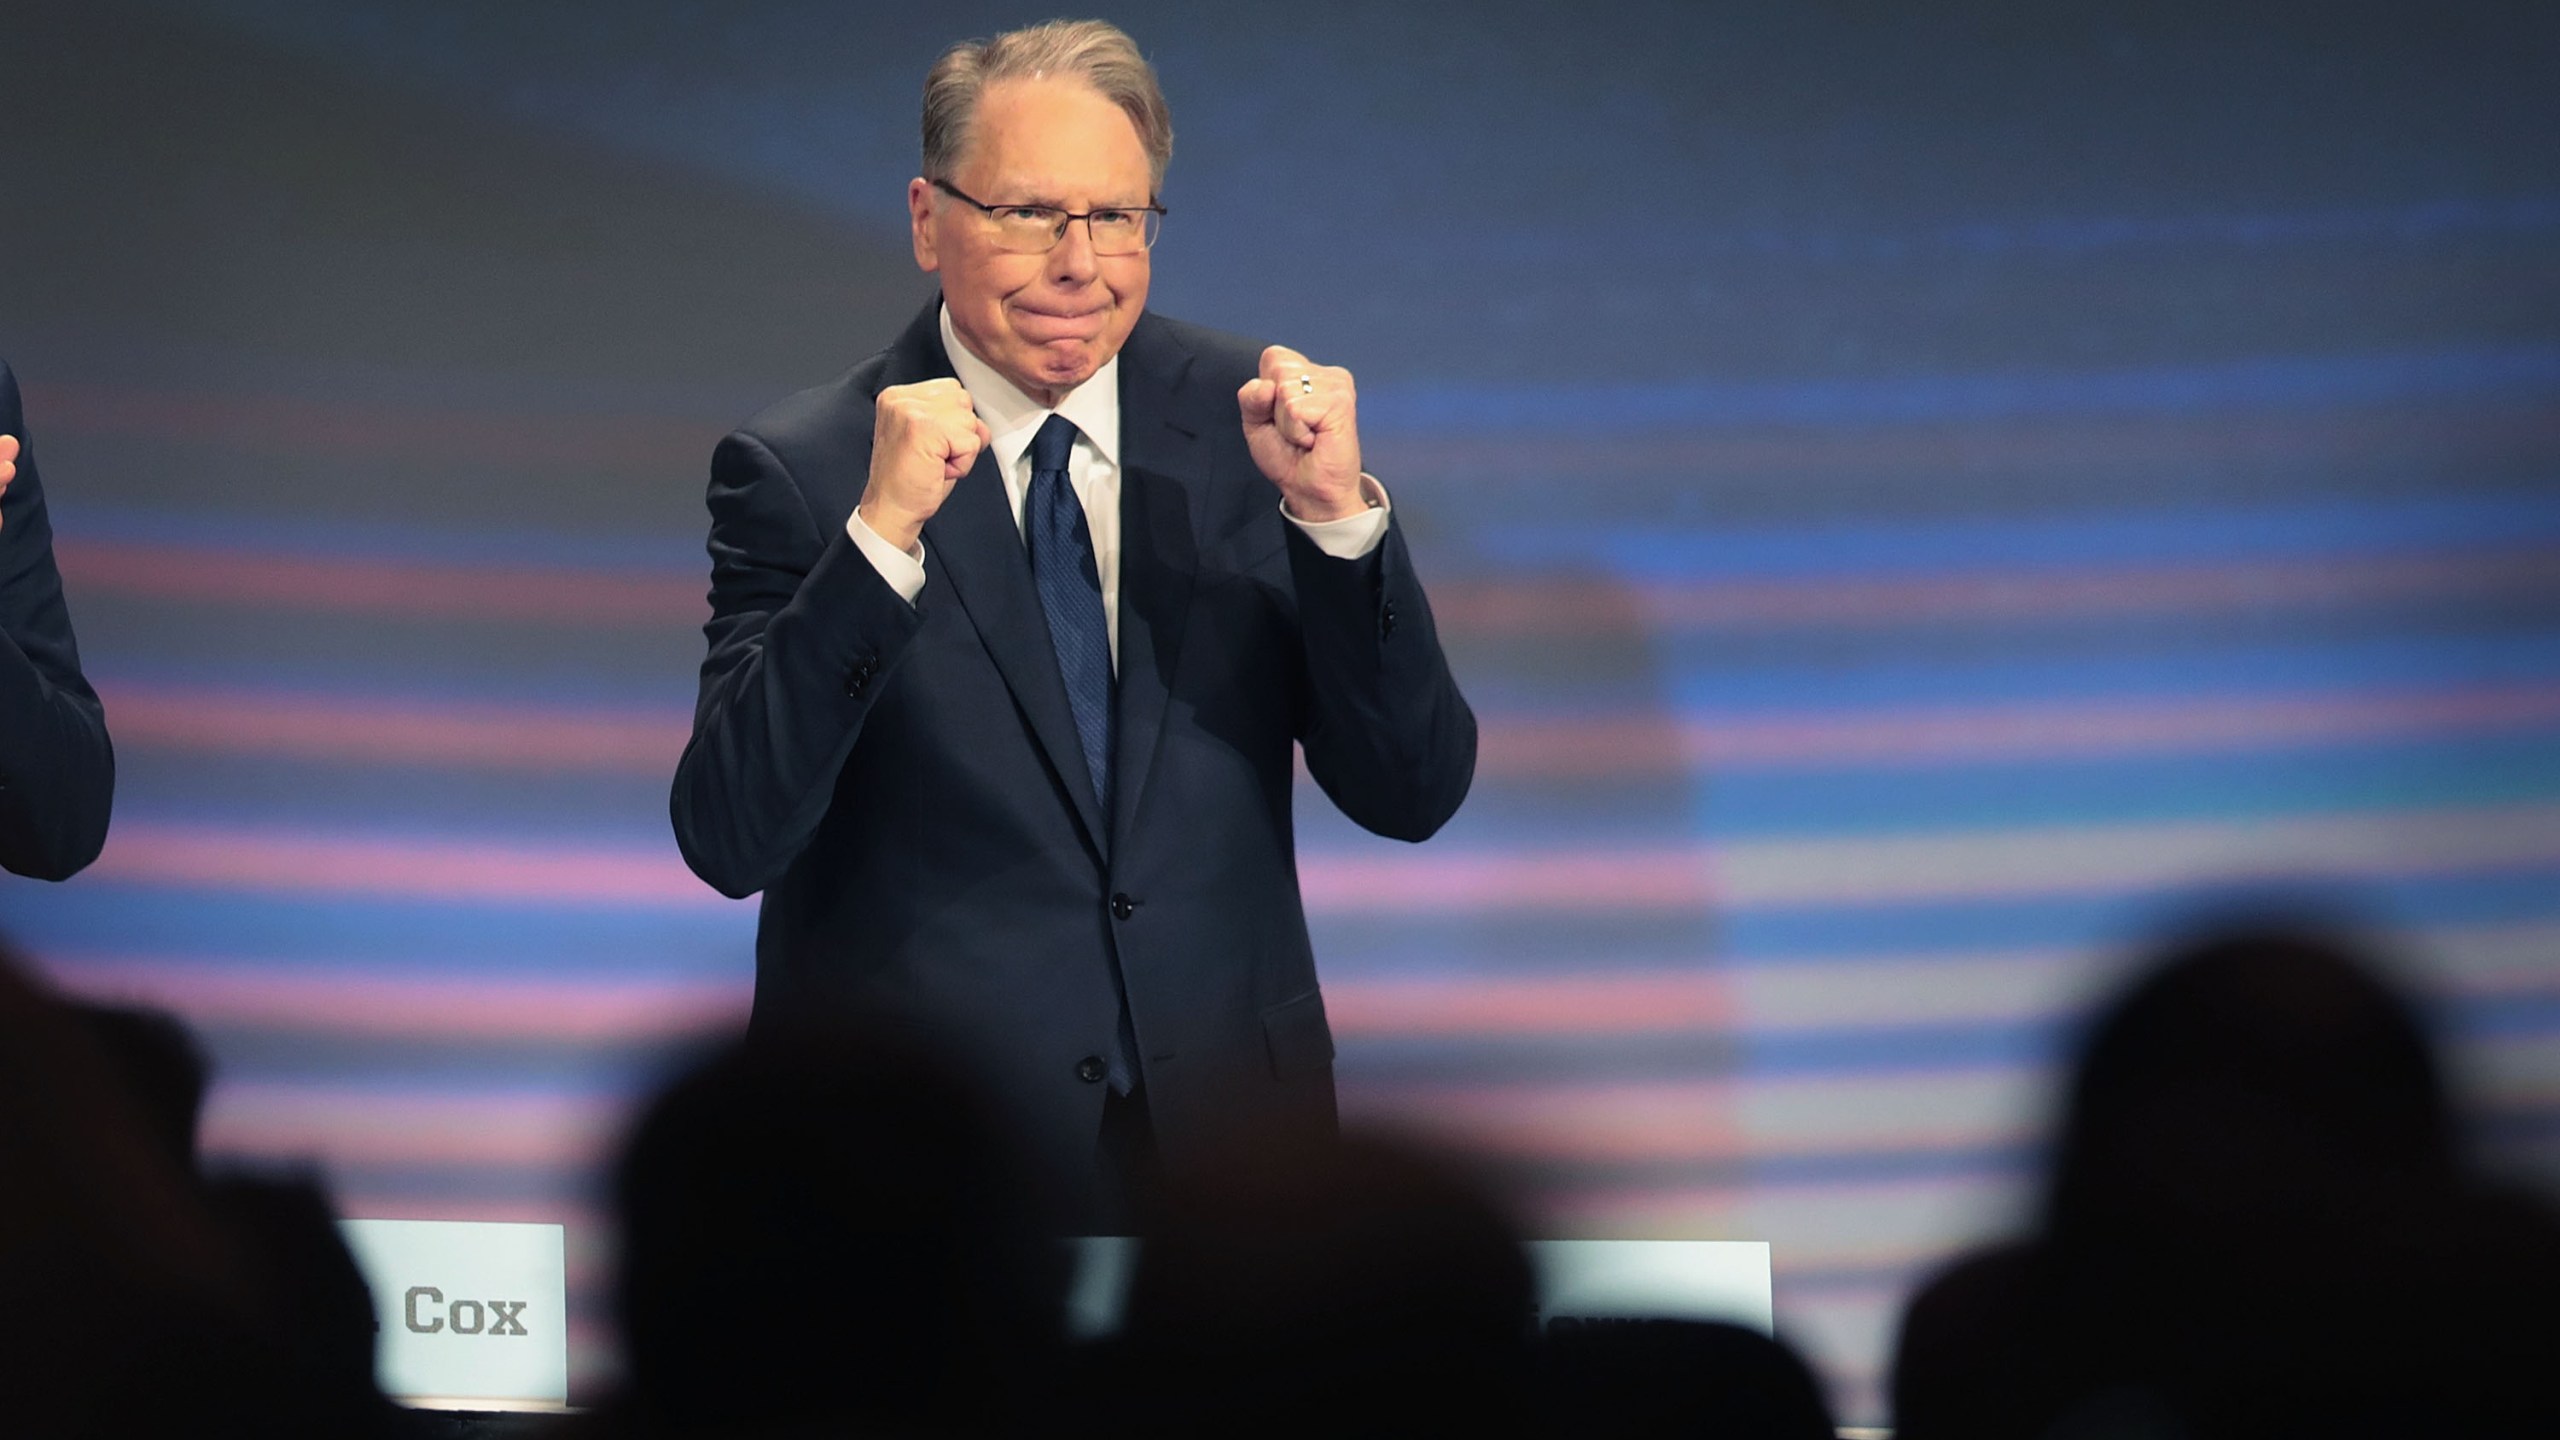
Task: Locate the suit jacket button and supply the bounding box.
[1379,601,1399,638]
[1075,1055,1109,1084]
[845,655,878,697]
[1109,893,1137,921]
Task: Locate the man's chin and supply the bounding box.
[1028,343,1112,392]
[1040,353,1097,383]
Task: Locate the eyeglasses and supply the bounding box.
[931,179,1166,255]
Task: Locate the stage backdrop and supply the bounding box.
[4,0,2556,1419]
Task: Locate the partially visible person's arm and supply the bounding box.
[0,361,115,880]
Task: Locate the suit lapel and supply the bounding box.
[900,304,1114,858]
[1110,319,1207,852]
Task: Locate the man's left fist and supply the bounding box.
[1238,346,1366,522]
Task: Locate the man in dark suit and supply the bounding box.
[670,20,1474,1218]
[0,360,115,881]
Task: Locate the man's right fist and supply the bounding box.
[859,380,989,552]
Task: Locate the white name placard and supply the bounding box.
[337,1218,569,1408]
[1066,1236,1772,1338]
[1531,1239,1773,1332]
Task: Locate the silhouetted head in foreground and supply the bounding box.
[1893,920,2560,1440]
[1538,1317,1835,1440]
[70,998,211,1172]
[202,1169,397,1434]
[0,936,313,1437]
[1111,1129,1535,1436]
[2044,923,2456,1253]
[610,1019,1063,1437]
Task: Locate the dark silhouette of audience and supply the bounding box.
[1096,1130,1538,1437]
[69,997,210,1169]
[1079,1128,1837,1437]
[1538,1317,1835,1439]
[599,1037,1843,1439]
[18,914,2560,1437]
[601,1020,1066,1438]
[0,938,289,1434]
[205,1169,407,1436]
[0,932,401,1437]
[1892,920,2560,1440]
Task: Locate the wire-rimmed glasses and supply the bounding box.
[932,178,1166,255]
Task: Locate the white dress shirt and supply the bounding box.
[845,306,1391,672]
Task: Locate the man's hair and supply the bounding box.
[922,18,1173,194]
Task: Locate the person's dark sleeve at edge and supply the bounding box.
[0,360,114,880]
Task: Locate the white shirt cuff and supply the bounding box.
[846,508,928,604]
[1283,474,1392,560]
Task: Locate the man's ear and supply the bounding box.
[908,178,940,273]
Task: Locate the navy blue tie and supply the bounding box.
[1029,414,1139,1095]
[1026,413,1114,815]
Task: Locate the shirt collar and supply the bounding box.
[939,303,1122,474]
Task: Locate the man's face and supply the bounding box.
[909,76,1154,403]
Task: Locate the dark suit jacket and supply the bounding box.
[0,360,114,881]
[671,303,1474,1200]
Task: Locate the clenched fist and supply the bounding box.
[0,435,17,534]
[1238,346,1366,522]
[859,380,991,552]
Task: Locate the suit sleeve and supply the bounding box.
[1286,513,1476,842]
[669,431,925,899]
[0,364,115,881]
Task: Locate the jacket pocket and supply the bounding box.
[1261,989,1337,1081]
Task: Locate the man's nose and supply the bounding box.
[1046,216,1100,282]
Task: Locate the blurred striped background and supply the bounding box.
[4,0,2556,1421]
